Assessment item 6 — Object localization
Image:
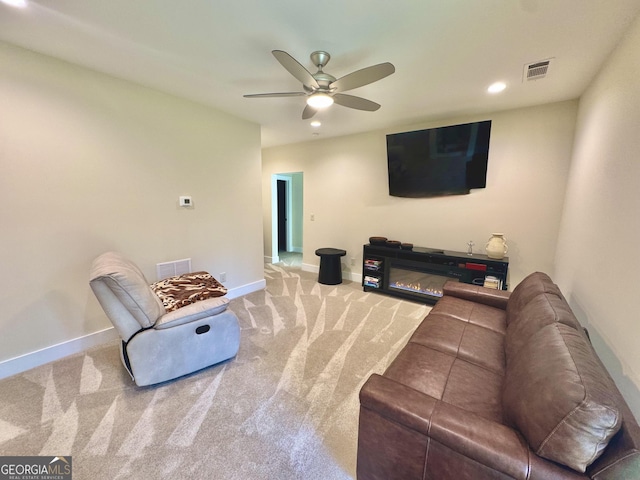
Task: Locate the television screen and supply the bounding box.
[387,120,492,198]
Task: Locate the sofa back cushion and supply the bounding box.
[503,323,622,473]
[506,272,563,324]
[90,252,165,331]
[505,293,584,362]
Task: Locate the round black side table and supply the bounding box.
[315,248,347,285]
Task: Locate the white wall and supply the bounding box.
[555,14,640,417]
[0,42,264,370]
[263,101,577,288]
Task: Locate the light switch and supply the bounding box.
[179,196,192,207]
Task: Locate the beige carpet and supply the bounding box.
[0,264,429,479]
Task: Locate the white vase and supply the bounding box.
[486,233,508,259]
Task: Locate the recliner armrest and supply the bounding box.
[443,281,510,310]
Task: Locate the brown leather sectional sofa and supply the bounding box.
[357,272,640,479]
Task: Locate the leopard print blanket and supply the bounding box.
[150,271,227,312]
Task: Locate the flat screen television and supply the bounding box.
[387,120,492,198]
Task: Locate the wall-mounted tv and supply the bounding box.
[387,120,492,198]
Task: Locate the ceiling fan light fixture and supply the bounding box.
[307,93,334,109]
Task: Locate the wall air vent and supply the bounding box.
[156,258,191,280]
[524,59,552,81]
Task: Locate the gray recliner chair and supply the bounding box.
[89,251,240,386]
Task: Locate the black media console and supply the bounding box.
[362,244,508,304]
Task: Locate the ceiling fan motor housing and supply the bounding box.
[310,51,331,69]
[304,72,336,93]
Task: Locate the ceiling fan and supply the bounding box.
[244,50,395,119]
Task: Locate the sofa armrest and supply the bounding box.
[443,281,510,310]
[360,374,438,435]
[360,374,530,478]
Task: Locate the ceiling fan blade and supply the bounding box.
[272,50,320,90]
[333,93,381,111]
[243,92,306,98]
[330,62,395,93]
[302,104,317,119]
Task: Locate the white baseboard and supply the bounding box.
[0,278,266,381]
[226,278,266,299]
[301,262,318,274]
[0,327,119,381]
[350,271,363,283]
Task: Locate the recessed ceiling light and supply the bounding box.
[1,0,28,7]
[488,82,507,94]
[310,121,321,128]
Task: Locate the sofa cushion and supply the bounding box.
[440,358,504,423]
[385,343,504,423]
[431,296,507,335]
[505,293,584,363]
[503,323,622,472]
[410,314,505,375]
[505,272,562,325]
[384,343,455,401]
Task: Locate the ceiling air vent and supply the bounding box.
[524,59,552,81]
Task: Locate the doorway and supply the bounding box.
[277,179,288,252]
[271,173,303,265]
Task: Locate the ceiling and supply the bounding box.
[1,1,639,148]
